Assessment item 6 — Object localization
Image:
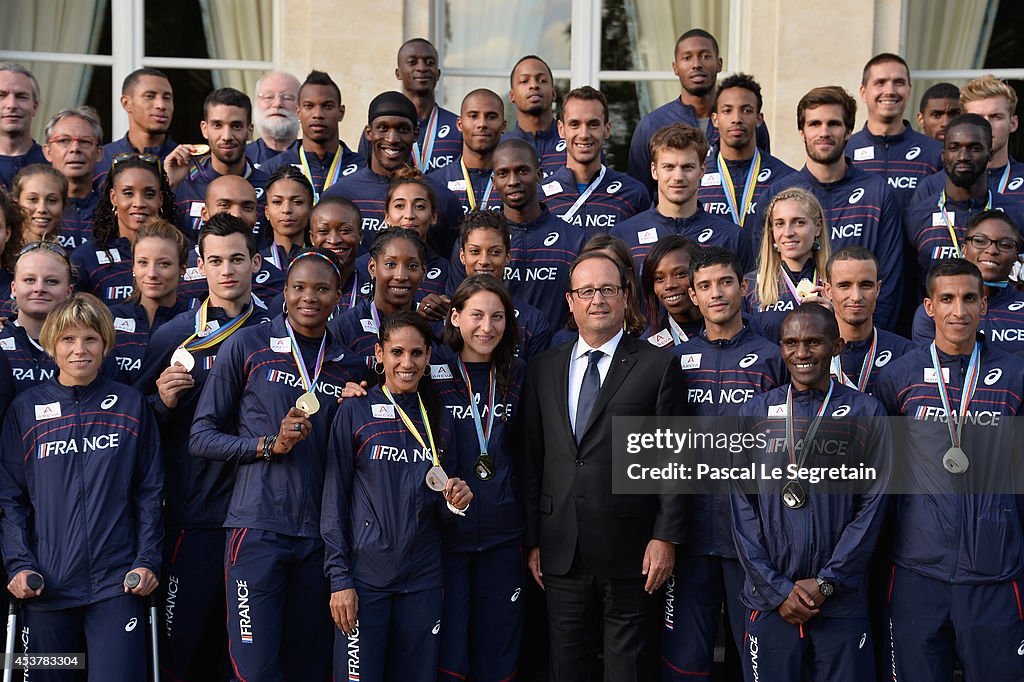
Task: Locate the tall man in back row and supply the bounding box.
[95,67,177,178]
[502,55,566,176]
[360,39,462,173]
[628,29,770,197]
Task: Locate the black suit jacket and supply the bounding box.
[520,334,686,578]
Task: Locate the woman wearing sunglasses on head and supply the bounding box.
[70,153,179,305]
[322,310,472,682]
[0,242,116,394]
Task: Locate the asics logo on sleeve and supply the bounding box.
[343,164,359,176]
[875,350,892,367]
[427,267,441,280]
[859,633,867,649]
[832,405,851,417]
[100,394,118,409]
[543,232,560,246]
[1010,177,1024,191]
[606,181,622,193]
[905,146,921,160]
[757,168,773,182]
[432,620,441,635]
[697,228,713,243]
[1017,639,1024,655]
[511,588,521,602]
[984,368,1003,385]
[255,187,265,199]
[739,353,758,368]
[556,140,567,152]
[848,188,865,204]
[256,270,271,284]
[125,618,138,632]
[438,124,451,138]
[1009,301,1024,311]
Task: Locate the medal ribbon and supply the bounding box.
[412,105,440,171]
[180,297,254,352]
[456,358,496,456]
[997,164,1011,194]
[560,165,607,224]
[299,147,344,204]
[667,316,689,345]
[829,328,878,392]
[382,386,440,467]
[938,190,992,257]
[929,341,981,449]
[269,243,285,271]
[718,150,761,226]
[461,158,494,211]
[370,301,381,335]
[785,379,834,469]
[285,319,326,393]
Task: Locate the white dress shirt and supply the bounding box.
[567,329,624,433]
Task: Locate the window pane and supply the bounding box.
[0,0,111,56]
[145,0,210,59]
[441,0,571,72]
[602,0,729,117]
[152,68,215,145]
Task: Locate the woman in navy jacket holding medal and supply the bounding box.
[434,273,527,682]
[190,246,365,682]
[322,310,472,682]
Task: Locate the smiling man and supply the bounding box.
[698,73,795,239]
[321,90,462,253]
[172,88,270,243]
[875,258,1024,682]
[905,114,1024,281]
[845,53,943,210]
[96,68,177,178]
[542,86,650,238]
[612,122,752,274]
[733,303,890,682]
[0,62,47,191]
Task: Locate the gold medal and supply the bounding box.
[190,144,210,156]
[425,465,449,492]
[170,347,195,372]
[795,278,815,300]
[295,391,320,415]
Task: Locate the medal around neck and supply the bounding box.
[942,446,969,474]
[190,143,210,155]
[782,480,807,509]
[474,453,495,481]
[296,391,320,415]
[425,465,449,492]
[170,348,195,372]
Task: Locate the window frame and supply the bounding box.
[0,0,278,139]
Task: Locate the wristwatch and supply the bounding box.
[816,577,834,598]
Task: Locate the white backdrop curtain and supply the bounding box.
[0,0,107,141]
[199,0,273,96]
[904,0,997,71]
[625,0,730,116]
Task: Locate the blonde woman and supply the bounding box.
[745,187,832,342]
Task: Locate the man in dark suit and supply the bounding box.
[521,251,686,681]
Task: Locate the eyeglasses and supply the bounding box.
[257,92,297,104]
[570,285,623,300]
[111,152,161,171]
[19,240,70,261]
[964,234,1020,253]
[46,135,99,150]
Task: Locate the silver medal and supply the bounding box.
[425,465,448,492]
[942,446,969,474]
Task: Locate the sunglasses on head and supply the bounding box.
[111,152,162,172]
[18,240,70,261]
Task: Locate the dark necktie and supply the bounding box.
[575,350,604,443]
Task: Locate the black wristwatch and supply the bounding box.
[816,577,834,598]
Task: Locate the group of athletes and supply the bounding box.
[0,23,1022,682]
